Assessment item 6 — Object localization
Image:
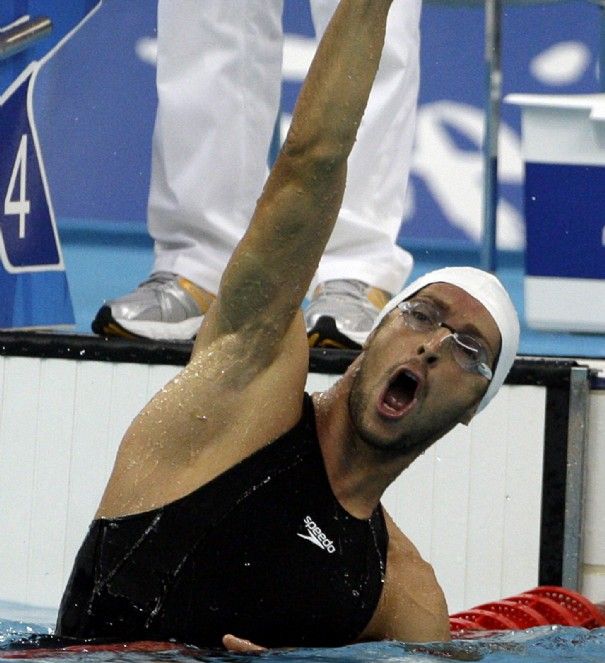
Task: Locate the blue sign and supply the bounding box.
[0,68,61,270]
[0,2,101,328]
[525,162,605,279]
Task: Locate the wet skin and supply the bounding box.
[86,1,500,644]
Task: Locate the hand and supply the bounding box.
[222,633,267,654]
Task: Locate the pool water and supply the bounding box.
[1,620,605,663]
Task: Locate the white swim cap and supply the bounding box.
[372,267,520,413]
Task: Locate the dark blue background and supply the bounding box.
[525,162,605,278]
[11,1,605,246]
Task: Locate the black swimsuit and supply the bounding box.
[56,394,388,648]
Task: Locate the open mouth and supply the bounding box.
[377,368,421,419]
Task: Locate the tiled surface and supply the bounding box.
[583,391,605,565]
[581,569,605,605]
[0,357,546,612]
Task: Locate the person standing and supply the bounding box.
[92,0,421,348]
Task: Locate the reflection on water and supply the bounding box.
[1,618,605,663]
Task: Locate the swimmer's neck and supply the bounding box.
[312,370,419,521]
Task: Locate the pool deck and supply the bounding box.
[56,218,605,362]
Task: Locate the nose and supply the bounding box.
[416,327,450,365]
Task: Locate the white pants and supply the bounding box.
[149,0,420,296]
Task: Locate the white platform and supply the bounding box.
[506,93,605,333]
[506,93,605,166]
[525,276,605,333]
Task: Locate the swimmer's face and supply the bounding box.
[348,283,501,456]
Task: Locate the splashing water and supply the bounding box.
[1,620,605,663]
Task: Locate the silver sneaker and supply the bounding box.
[92,272,215,341]
[305,279,391,349]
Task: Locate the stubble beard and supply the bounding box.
[348,355,432,458]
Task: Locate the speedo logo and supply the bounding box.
[297,515,336,554]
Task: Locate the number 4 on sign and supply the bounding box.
[4,134,31,240]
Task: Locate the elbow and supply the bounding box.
[281,128,350,176]
[280,144,346,183]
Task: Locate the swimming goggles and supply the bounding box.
[396,300,493,381]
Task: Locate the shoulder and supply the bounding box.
[360,510,451,643]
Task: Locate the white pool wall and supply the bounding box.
[0,354,602,616]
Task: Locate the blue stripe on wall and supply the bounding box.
[525,162,605,279]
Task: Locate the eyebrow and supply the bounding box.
[414,293,497,360]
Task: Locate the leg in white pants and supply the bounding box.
[310,0,419,295]
[149,0,283,296]
[149,0,419,297]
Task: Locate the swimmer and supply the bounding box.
[56,0,519,649]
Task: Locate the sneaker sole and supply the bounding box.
[92,305,202,341]
[306,315,364,350]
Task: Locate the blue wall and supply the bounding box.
[11,0,605,246]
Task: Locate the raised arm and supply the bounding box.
[196,0,394,357]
